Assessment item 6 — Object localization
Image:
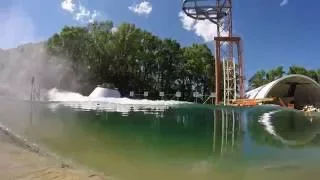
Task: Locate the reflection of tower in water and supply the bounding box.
[170,107,243,157]
[213,109,242,157]
[30,76,41,101]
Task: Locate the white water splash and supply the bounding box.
[46,88,191,113]
[258,110,281,136]
[257,110,312,146]
[47,88,87,102]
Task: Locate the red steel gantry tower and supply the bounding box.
[182,0,245,105]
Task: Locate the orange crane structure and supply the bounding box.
[182,0,245,105]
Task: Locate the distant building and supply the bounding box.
[245,74,320,110]
[88,86,121,98]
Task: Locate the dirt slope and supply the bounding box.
[0,131,110,180]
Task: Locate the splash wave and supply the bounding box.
[46,88,191,113]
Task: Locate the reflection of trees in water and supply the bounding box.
[247,107,320,148]
[40,105,244,161]
[40,104,320,151]
[27,104,320,176]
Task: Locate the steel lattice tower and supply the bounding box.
[182,0,245,105]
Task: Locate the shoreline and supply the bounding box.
[0,124,110,180]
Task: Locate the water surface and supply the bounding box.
[0,98,320,180]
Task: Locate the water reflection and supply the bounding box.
[1,99,320,179]
[247,107,320,148]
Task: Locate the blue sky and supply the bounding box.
[0,0,319,79]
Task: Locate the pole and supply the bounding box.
[223,59,226,105]
[215,40,221,105]
[233,58,237,100]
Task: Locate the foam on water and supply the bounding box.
[257,110,316,146]
[46,88,191,113]
[258,110,280,136]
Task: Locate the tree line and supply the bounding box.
[248,66,320,90]
[46,21,214,100]
[46,20,319,100]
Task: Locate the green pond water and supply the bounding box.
[1,98,320,180]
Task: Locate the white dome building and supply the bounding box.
[89,86,121,98]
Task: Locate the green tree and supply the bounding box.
[287,65,309,76]
[46,25,94,91]
[135,31,162,94]
[308,70,319,83]
[155,39,181,94]
[182,44,213,98]
[46,20,215,99]
[248,70,268,89]
[287,65,320,83]
[317,69,320,83]
[249,65,320,90]
[266,66,285,81]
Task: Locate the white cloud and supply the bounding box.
[178,11,227,42]
[280,0,289,7]
[75,5,100,23]
[179,11,194,31]
[128,1,152,16]
[61,0,102,23]
[61,0,76,13]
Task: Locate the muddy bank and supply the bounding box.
[0,126,111,180]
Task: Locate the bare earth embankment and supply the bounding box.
[0,130,110,180]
